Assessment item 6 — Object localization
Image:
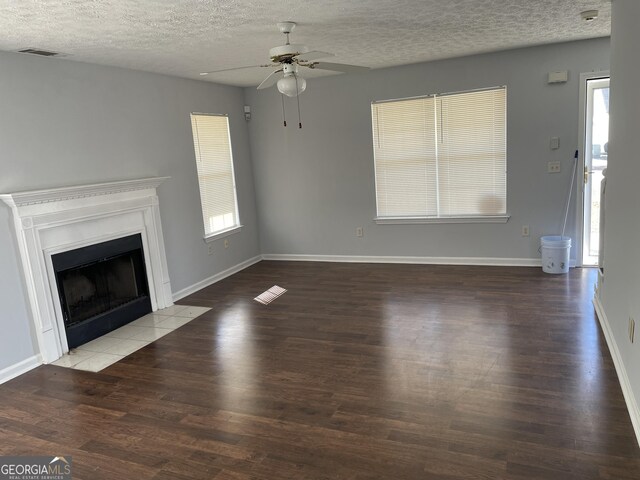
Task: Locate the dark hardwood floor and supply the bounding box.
[1,261,639,479]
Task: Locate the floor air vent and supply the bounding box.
[254,285,287,305]
[17,48,63,57]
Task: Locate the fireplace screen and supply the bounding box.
[58,250,145,326]
[53,234,152,348]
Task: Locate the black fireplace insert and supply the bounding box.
[52,234,152,349]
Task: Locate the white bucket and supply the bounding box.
[540,236,571,274]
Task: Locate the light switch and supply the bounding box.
[550,137,560,150]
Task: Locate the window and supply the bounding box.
[371,86,507,223]
[190,113,241,240]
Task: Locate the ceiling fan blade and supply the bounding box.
[257,69,284,90]
[200,64,274,76]
[295,50,334,62]
[308,62,369,74]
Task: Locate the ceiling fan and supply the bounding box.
[200,22,369,98]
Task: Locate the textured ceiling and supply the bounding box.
[0,0,611,87]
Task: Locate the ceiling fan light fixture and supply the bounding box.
[277,74,306,97]
[200,22,368,99]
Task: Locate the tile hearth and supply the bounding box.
[51,304,210,372]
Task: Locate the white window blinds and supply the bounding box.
[190,114,240,237]
[372,87,506,219]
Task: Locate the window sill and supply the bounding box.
[203,225,243,243]
[374,216,510,225]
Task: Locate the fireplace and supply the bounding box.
[52,234,152,349]
[0,177,174,363]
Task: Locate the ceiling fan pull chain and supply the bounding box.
[281,93,287,127]
[295,74,302,128]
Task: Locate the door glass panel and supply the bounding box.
[583,78,609,266]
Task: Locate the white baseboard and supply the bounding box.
[0,354,42,385]
[593,296,640,446]
[175,253,576,302]
[261,253,543,267]
[172,255,262,302]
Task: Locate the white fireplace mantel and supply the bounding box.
[1,177,174,364]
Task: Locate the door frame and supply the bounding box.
[576,71,610,267]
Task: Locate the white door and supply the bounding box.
[582,76,610,266]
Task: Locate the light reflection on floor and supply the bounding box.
[214,302,258,411]
[381,298,511,409]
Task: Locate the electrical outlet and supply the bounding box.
[630,317,636,343]
[547,161,561,173]
[224,239,229,249]
[522,225,530,237]
[207,244,214,255]
[356,227,363,237]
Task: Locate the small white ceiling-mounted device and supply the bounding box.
[200,22,369,98]
[580,10,599,22]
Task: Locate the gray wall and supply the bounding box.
[0,51,260,370]
[600,0,640,422]
[0,36,615,374]
[246,38,610,260]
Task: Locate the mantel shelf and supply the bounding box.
[0,177,170,207]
